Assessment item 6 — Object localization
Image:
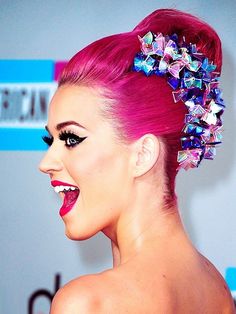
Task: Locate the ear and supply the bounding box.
[131,134,160,177]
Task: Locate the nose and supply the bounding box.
[39,147,63,175]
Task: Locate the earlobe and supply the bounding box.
[133,134,160,177]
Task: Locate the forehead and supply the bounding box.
[48,85,106,130]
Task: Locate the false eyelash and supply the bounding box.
[42,135,53,147]
[59,130,87,148]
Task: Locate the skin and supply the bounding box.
[39,85,235,314]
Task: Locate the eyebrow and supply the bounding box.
[45,121,86,133]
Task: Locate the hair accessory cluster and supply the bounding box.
[133,31,225,170]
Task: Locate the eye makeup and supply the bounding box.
[59,130,87,148]
[42,134,53,147]
[42,124,87,148]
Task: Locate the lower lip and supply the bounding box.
[59,190,80,217]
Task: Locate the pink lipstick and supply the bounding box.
[51,180,78,188]
[51,180,80,217]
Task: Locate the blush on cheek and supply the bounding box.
[71,150,116,178]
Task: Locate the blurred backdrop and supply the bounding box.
[0,1,235,313]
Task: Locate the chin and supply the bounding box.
[64,225,99,241]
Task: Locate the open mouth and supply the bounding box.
[51,181,80,217]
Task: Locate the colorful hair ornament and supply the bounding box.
[133,31,225,170]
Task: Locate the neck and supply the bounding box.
[103,179,189,267]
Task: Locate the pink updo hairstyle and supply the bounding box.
[59,9,222,207]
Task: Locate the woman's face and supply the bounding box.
[39,85,133,240]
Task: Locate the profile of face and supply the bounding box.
[39,85,134,240]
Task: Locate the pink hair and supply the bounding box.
[59,9,222,206]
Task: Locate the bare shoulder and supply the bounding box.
[200,256,236,313]
[49,267,163,314]
[50,273,107,314]
[50,257,235,314]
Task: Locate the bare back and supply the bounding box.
[51,243,235,314]
[96,248,235,313]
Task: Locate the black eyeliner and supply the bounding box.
[59,130,87,147]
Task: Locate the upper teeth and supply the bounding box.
[54,185,78,193]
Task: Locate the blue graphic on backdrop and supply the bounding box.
[0,60,66,150]
[226,267,236,302]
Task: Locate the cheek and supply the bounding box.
[64,148,116,185]
[65,148,130,199]
[61,148,131,238]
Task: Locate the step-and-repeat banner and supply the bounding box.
[0,60,66,150]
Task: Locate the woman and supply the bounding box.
[39,9,235,313]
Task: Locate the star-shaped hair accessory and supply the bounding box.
[133,31,225,170]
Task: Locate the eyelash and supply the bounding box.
[42,135,53,147]
[59,130,87,148]
[42,131,87,148]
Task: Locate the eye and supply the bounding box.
[59,130,87,148]
[42,135,53,147]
